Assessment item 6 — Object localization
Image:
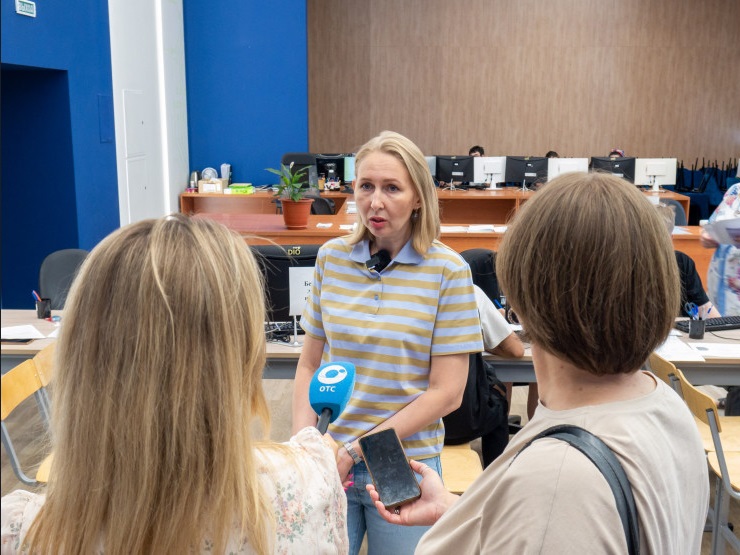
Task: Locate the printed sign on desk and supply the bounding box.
[289,267,314,316]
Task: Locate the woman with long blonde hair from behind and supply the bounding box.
[1,214,348,554]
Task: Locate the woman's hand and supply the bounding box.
[700,229,719,249]
[366,459,458,526]
[337,445,355,488]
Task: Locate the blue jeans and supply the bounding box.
[345,455,441,555]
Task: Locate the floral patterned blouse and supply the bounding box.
[1,427,348,554]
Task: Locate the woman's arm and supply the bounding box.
[490,333,525,358]
[291,334,326,434]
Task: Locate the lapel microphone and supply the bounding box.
[365,249,391,273]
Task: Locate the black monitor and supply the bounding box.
[590,157,636,184]
[504,156,548,185]
[435,156,474,184]
[280,152,318,188]
[250,244,320,323]
[316,154,346,183]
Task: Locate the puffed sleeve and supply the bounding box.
[1,490,45,555]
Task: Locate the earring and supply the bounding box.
[412,209,419,221]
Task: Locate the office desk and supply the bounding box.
[194,211,711,280]
[181,189,690,226]
[4,311,736,384]
[180,191,350,215]
[1,310,60,373]
[261,330,739,385]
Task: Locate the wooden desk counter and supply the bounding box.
[180,191,350,215]
[195,211,711,280]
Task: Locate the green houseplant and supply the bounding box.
[265,162,313,229]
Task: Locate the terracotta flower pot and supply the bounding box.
[281,198,313,230]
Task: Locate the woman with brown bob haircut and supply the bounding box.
[368,172,709,553]
[1,215,347,554]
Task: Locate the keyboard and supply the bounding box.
[675,316,740,333]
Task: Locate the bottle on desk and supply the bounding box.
[318,174,326,191]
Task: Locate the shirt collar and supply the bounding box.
[349,238,423,267]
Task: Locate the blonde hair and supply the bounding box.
[497,172,680,375]
[656,203,676,234]
[347,130,440,254]
[26,215,275,554]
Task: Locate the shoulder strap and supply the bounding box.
[515,425,639,555]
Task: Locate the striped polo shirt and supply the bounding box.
[301,236,483,459]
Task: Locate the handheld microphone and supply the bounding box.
[309,361,356,433]
[365,249,391,273]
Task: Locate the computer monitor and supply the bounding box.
[344,155,356,183]
[473,156,507,189]
[504,156,548,187]
[436,155,474,184]
[547,157,589,181]
[634,158,678,191]
[425,156,437,179]
[250,244,320,323]
[280,152,318,188]
[316,154,346,183]
[590,157,636,184]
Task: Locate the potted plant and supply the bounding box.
[265,162,313,230]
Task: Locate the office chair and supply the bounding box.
[661,199,688,226]
[1,359,54,486]
[310,196,334,215]
[281,152,317,188]
[39,248,89,310]
[668,361,740,554]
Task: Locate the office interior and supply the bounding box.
[2,0,739,310]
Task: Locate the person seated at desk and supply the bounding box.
[1,215,348,553]
[656,203,720,318]
[368,171,708,553]
[468,145,485,157]
[444,285,524,467]
[608,148,625,159]
[545,150,559,158]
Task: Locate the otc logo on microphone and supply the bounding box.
[317,363,349,385]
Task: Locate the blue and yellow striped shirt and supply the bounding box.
[301,237,483,459]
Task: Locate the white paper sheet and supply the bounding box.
[468,224,495,232]
[440,226,469,233]
[316,222,333,228]
[654,336,706,361]
[671,227,691,235]
[1,325,46,340]
[703,217,740,246]
[493,225,508,233]
[688,343,740,358]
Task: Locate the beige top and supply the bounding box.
[418,374,709,554]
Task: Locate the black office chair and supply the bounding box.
[661,199,688,226]
[38,249,89,310]
[310,197,334,215]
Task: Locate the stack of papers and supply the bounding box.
[703,217,740,246]
[345,201,357,214]
[440,225,508,234]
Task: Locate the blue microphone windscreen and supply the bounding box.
[309,362,356,423]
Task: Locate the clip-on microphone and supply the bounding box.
[365,249,391,273]
[309,361,356,433]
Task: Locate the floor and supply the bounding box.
[1,382,733,553]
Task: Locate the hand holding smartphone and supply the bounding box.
[359,428,421,510]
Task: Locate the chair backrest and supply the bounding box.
[33,343,56,388]
[1,359,50,486]
[646,353,683,396]
[671,365,721,432]
[310,197,335,215]
[39,249,89,310]
[460,249,500,303]
[661,199,687,226]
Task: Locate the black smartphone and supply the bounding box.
[359,428,421,510]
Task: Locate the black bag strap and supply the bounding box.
[514,425,639,555]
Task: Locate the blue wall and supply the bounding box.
[1,0,119,308]
[183,0,308,186]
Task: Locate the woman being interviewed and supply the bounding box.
[292,131,483,554]
[1,215,347,554]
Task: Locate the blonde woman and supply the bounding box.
[1,215,348,554]
[292,131,482,554]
